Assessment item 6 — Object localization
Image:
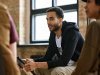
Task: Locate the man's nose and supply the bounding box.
[47,20,51,25]
[84,4,87,10]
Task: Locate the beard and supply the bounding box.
[48,23,61,32]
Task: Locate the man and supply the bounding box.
[71,0,100,75]
[0,3,20,75]
[25,7,84,75]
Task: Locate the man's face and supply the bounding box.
[46,11,62,32]
[85,0,100,19]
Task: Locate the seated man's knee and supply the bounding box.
[51,67,66,75]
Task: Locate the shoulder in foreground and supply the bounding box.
[89,20,100,29]
[0,3,7,11]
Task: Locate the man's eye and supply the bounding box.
[87,0,91,3]
[46,18,55,21]
[50,19,53,20]
[50,18,54,20]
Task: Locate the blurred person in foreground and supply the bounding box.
[71,0,100,75]
[0,3,20,75]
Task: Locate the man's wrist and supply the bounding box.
[35,62,48,69]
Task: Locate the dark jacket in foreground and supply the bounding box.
[34,21,84,69]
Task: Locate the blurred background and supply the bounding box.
[0,0,87,60]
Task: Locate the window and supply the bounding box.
[32,0,52,9]
[32,14,50,41]
[57,0,77,6]
[64,11,77,23]
[30,0,78,43]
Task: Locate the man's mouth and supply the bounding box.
[85,9,88,14]
[48,25,53,29]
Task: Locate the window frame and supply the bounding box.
[30,0,78,44]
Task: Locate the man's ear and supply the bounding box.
[59,18,63,23]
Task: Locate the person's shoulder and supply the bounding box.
[96,19,100,26]
[63,21,76,26]
[62,21,79,32]
[0,3,9,25]
[89,20,100,28]
[0,3,7,12]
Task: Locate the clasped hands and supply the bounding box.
[23,58,36,72]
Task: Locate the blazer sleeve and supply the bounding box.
[71,21,100,75]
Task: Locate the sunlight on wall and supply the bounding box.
[19,0,25,45]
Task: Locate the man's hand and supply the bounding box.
[24,58,36,72]
[24,58,48,71]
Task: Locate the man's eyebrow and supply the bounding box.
[46,17,54,20]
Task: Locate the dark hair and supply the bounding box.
[46,7,64,19]
[82,0,100,5]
